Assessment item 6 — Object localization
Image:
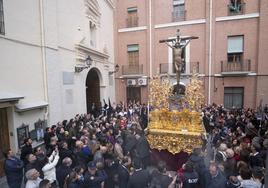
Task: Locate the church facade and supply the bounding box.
[0,0,115,157]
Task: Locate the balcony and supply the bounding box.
[228,1,245,16]
[159,62,200,75]
[221,59,251,76]
[122,64,143,75]
[172,10,186,22]
[126,17,139,28]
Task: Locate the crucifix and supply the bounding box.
[159,29,198,95]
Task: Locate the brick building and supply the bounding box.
[114,0,268,109]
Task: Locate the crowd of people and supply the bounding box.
[3,102,268,188]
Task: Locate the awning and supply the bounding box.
[15,101,48,112]
[0,92,24,103]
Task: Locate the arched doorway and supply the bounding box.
[86,69,101,114]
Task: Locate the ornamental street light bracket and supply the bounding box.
[109,64,120,75]
[75,55,93,73]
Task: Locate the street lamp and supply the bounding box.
[109,64,120,75]
[75,55,93,73]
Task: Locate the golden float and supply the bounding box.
[147,74,206,154]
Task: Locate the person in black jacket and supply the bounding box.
[249,144,264,168]
[59,141,74,166]
[25,153,44,179]
[84,161,108,188]
[56,157,73,188]
[204,162,227,188]
[117,156,131,188]
[149,161,173,188]
[180,161,199,188]
[127,159,150,188]
[4,149,24,188]
[134,130,150,169]
[63,171,82,188]
[20,138,33,165]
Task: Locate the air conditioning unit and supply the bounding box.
[127,79,136,86]
[138,78,147,86]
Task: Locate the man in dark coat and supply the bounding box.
[59,141,74,166]
[25,153,44,179]
[117,156,131,188]
[123,129,137,156]
[127,159,150,188]
[205,162,227,188]
[56,157,73,188]
[20,138,33,165]
[4,149,24,188]
[249,144,264,168]
[84,161,108,188]
[134,130,150,168]
[150,161,173,188]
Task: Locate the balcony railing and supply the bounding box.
[228,1,245,16]
[221,59,251,73]
[159,62,200,74]
[172,10,186,22]
[126,17,139,28]
[122,64,143,75]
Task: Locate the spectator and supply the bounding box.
[20,138,33,165]
[4,149,24,188]
[127,159,150,188]
[56,157,73,188]
[239,167,260,188]
[25,168,42,188]
[205,162,227,188]
[84,161,108,188]
[63,171,81,188]
[41,148,59,187]
[39,179,51,188]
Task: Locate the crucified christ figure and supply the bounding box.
[159,29,198,95]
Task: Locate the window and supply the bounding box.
[90,21,97,47]
[227,36,243,63]
[127,7,138,27]
[0,0,4,35]
[127,44,139,65]
[229,0,244,15]
[172,0,185,22]
[224,87,244,109]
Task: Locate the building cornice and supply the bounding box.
[75,44,109,59]
[216,13,259,22]
[154,19,206,29]
[118,26,147,33]
[105,0,115,9]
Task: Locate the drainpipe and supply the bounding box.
[149,0,152,79]
[39,0,49,120]
[208,0,213,104]
[148,0,152,123]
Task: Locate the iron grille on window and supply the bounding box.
[0,0,4,35]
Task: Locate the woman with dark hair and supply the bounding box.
[64,171,80,188]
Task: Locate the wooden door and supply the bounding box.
[127,87,141,103]
[0,108,10,177]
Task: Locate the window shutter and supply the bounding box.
[127,44,139,52]
[228,36,244,53]
[173,0,185,5]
